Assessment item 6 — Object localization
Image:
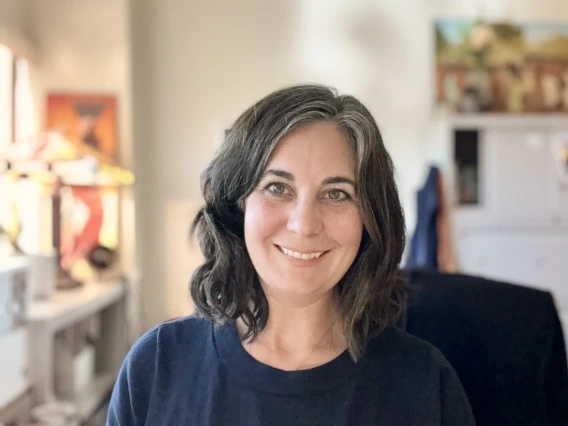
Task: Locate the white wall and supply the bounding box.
[26,0,132,160]
[0,0,28,31]
[0,0,35,60]
[130,0,568,328]
[23,0,141,337]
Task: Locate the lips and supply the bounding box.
[276,245,329,260]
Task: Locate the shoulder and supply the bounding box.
[107,316,214,425]
[116,315,213,380]
[369,326,450,360]
[368,326,442,353]
[142,315,213,345]
[127,315,213,364]
[362,327,474,423]
[119,316,214,396]
[362,328,475,425]
[363,326,458,383]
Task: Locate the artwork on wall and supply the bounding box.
[44,94,123,281]
[59,185,119,281]
[46,94,118,159]
[435,20,568,114]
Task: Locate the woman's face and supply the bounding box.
[244,121,363,306]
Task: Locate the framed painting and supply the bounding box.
[59,185,120,280]
[46,94,118,159]
[435,20,568,113]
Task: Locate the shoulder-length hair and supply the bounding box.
[191,84,406,360]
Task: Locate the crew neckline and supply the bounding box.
[212,321,361,395]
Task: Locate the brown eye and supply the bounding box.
[267,182,286,195]
[327,189,349,201]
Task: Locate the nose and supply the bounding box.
[286,197,323,237]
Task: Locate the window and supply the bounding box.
[0,44,35,255]
[0,43,14,148]
[14,57,35,141]
[0,44,14,254]
[0,44,34,147]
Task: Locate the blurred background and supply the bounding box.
[0,0,567,424]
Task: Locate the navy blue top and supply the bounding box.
[107,316,475,425]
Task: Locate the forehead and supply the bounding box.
[266,122,356,177]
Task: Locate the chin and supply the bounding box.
[264,279,334,303]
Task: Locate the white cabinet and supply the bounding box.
[432,116,568,346]
[0,258,30,411]
[27,281,128,421]
[453,128,568,229]
[0,329,29,410]
[559,186,568,224]
[456,230,568,311]
[485,131,558,225]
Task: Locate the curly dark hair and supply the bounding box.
[190,84,406,360]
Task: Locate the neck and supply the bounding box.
[237,291,347,370]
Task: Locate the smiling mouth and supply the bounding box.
[275,245,330,260]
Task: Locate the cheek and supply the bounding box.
[326,209,363,249]
[244,195,283,247]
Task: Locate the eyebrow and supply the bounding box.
[322,176,356,188]
[262,169,356,188]
[263,169,294,181]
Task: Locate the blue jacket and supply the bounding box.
[406,166,440,269]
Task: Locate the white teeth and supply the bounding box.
[279,246,324,260]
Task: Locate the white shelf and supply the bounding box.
[0,329,30,409]
[27,281,125,332]
[0,257,29,273]
[27,279,128,408]
[69,372,116,421]
[433,112,568,129]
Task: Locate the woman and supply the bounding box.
[107,85,475,425]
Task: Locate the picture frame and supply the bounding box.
[435,20,568,114]
[46,93,118,159]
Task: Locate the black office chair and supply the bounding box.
[402,268,568,426]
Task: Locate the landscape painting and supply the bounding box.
[435,20,568,113]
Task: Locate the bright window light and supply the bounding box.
[14,57,36,140]
[0,43,13,148]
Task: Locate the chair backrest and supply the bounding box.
[403,268,568,426]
